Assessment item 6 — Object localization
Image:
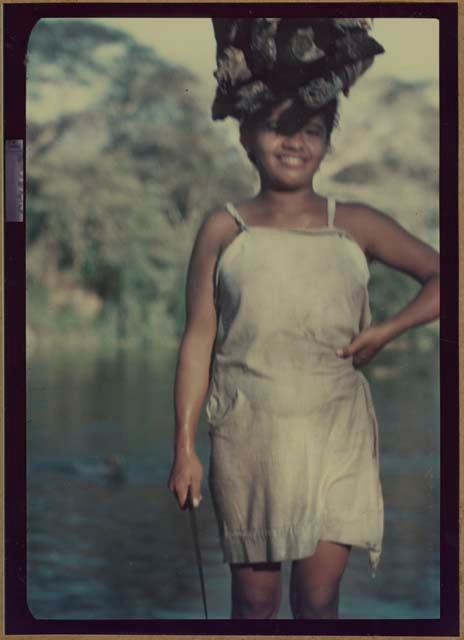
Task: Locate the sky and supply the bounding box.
[88,17,439,103]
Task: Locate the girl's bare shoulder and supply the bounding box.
[335,201,438,277]
[334,201,397,250]
[197,206,244,256]
[335,200,394,226]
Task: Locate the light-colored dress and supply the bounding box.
[205,196,384,574]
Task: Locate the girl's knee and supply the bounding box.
[231,578,281,619]
[291,583,339,619]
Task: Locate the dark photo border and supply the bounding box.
[3,1,459,636]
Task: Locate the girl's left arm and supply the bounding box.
[337,205,439,366]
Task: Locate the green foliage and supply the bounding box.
[369,261,420,325]
[27,19,137,83]
[26,19,254,347]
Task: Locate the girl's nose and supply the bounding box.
[282,130,305,150]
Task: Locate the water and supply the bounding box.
[27,341,439,619]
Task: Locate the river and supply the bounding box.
[27,338,439,619]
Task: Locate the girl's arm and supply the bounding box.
[337,205,440,366]
[168,211,225,509]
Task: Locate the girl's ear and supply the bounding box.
[239,128,252,154]
[240,128,257,164]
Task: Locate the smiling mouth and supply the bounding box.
[277,155,307,167]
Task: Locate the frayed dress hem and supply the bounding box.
[219,522,382,577]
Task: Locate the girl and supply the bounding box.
[168,18,439,619]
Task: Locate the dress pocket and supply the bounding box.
[205,385,242,430]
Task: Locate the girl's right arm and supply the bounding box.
[167,210,227,510]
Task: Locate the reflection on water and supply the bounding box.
[27,342,439,619]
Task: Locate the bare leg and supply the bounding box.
[230,561,282,619]
[289,540,351,619]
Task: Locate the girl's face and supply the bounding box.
[242,100,329,190]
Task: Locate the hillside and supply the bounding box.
[26,19,255,349]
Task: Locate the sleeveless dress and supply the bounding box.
[205,196,384,574]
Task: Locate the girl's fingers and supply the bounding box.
[170,480,189,509]
[337,345,371,361]
[336,333,371,358]
[336,344,356,358]
[192,487,202,507]
[191,478,203,508]
[179,486,190,510]
[168,472,202,509]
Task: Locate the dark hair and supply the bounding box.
[240,97,339,157]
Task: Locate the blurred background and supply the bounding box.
[26,17,439,619]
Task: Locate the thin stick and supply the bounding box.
[187,486,208,619]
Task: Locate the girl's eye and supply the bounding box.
[265,121,279,131]
[305,128,323,136]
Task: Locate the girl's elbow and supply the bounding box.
[427,270,440,283]
[422,260,440,284]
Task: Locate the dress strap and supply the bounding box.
[327,196,337,228]
[225,202,248,231]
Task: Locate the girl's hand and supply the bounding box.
[335,324,390,368]
[168,450,204,510]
